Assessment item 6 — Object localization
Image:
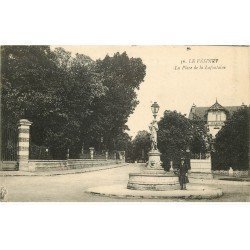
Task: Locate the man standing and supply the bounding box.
[178,157,189,190]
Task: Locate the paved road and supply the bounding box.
[0,164,249,202]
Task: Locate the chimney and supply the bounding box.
[191,103,196,112]
[190,103,196,119]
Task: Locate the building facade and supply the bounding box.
[188,100,245,138]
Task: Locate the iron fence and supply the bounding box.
[69,149,118,160]
[191,153,209,159]
[1,125,18,161]
[29,144,52,160]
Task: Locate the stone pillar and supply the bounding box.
[105,151,109,161]
[18,119,32,171]
[81,145,84,159]
[119,151,125,162]
[123,151,126,162]
[89,147,94,159]
[229,167,233,176]
[170,161,174,172]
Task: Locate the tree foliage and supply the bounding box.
[130,130,151,162]
[190,114,212,156]
[88,52,146,150]
[157,111,192,170]
[213,107,249,170]
[128,111,210,166]
[1,46,146,159]
[157,110,209,170]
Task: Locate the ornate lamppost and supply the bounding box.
[151,101,160,120]
[186,146,191,170]
[147,102,162,169]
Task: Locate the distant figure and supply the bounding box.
[149,120,158,150]
[178,158,189,190]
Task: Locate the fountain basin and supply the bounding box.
[127,171,180,191]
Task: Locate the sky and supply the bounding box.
[53,45,249,137]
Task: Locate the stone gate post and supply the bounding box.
[89,147,94,159]
[18,119,32,171]
[105,151,109,161]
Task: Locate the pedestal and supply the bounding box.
[127,149,179,191]
[229,167,233,176]
[147,149,162,170]
[89,147,94,159]
[189,158,213,179]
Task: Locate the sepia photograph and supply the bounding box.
[1,1,250,250]
[0,45,249,202]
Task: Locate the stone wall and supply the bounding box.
[28,160,68,171]
[232,170,248,178]
[212,170,229,176]
[28,159,122,172]
[67,159,122,169]
[0,161,18,171]
[212,170,248,177]
[1,119,127,172]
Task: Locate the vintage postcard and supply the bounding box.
[0,45,249,202]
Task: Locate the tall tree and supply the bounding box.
[158,110,193,170]
[1,46,56,125]
[190,114,212,158]
[1,47,146,159]
[213,107,249,170]
[1,46,106,158]
[131,130,151,162]
[46,48,106,157]
[87,52,146,150]
[128,111,209,165]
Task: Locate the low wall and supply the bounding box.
[212,170,248,177]
[28,159,123,172]
[67,159,123,169]
[232,170,248,177]
[28,160,68,171]
[212,170,229,176]
[0,161,18,171]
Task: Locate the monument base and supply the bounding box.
[146,149,162,169]
[127,149,179,191]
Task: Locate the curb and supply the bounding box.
[0,163,129,177]
[190,178,250,186]
[86,184,223,200]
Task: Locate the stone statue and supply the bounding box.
[149,120,158,150]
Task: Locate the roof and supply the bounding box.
[208,100,226,111]
[188,102,243,120]
[188,106,208,120]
